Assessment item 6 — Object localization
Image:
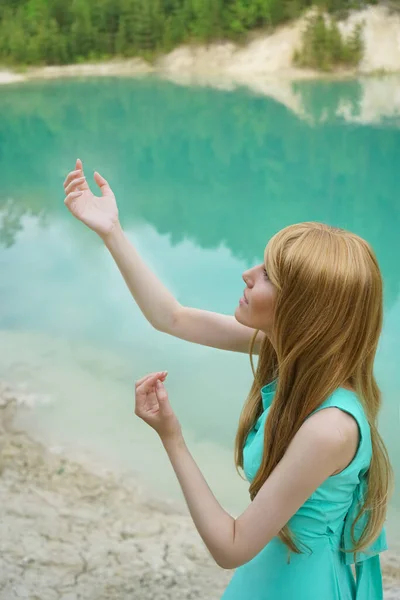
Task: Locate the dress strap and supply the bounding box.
[342,476,387,599]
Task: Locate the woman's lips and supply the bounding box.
[239,291,249,305]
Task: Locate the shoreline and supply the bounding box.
[0,57,156,86]
[0,381,399,599]
[0,381,232,600]
[0,55,344,89]
[1,6,400,93]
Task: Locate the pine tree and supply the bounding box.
[7,17,28,63]
[134,0,156,51]
[69,0,94,60]
[190,0,224,40]
[116,0,139,56]
[92,0,121,56]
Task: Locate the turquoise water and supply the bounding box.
[0,76,399,533]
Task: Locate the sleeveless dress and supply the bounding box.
[221,380,388,600]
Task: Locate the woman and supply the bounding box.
[63,159,393,600]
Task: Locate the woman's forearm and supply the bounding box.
[162,433,235,569]
[103,223,180,332]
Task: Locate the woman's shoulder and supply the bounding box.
[308,388,372,469]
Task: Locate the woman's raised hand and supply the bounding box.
[63,158,119,238]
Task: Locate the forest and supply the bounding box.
[0,0,386,67]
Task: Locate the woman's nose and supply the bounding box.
[242,270,252,286]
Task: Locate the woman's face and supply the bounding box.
[235,263,277,336]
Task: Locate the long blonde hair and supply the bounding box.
[234,222,393,556]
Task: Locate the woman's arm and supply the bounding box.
[103,223,265,354]
[64,160,265,355]
[161,407,357,570]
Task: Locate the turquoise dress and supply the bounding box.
[222,381,387,600]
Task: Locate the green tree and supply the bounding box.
[116,0,139,56]
[190,0,224,40]
[69,0,94,60]
[294,11,364,71]
[6,15,27,63]
[28,18,69,64]
[134,0,156,51]
[91,0,121,56]
[0,0,368,67]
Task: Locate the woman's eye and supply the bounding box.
[263,268,269,279]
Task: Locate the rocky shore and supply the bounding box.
[0,382,399,599]
[0,383,232,600]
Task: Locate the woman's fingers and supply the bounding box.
[64,159,85,190]
[136,372,167,395]
[63,169,82,190]
[94,171,112,197]
[136,374,166,393]
[65,176,86,196]
[135,372,158,388]
[155,381,170,412]
[135,371,167,389]
[64,190,83,207]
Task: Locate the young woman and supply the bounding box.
[64,159,393,600]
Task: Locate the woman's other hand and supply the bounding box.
[134,372,182,442]
[63,158,119,238]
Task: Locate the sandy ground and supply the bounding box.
[0,383,232,600]
[0,57,153,85]
[0,381,399,600]
[158,5,400,81]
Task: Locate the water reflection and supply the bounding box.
[1,76,399,307]
[0,76,399,517]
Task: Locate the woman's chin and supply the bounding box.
[234,305,248,325]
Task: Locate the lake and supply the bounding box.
[0,74,399,543]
